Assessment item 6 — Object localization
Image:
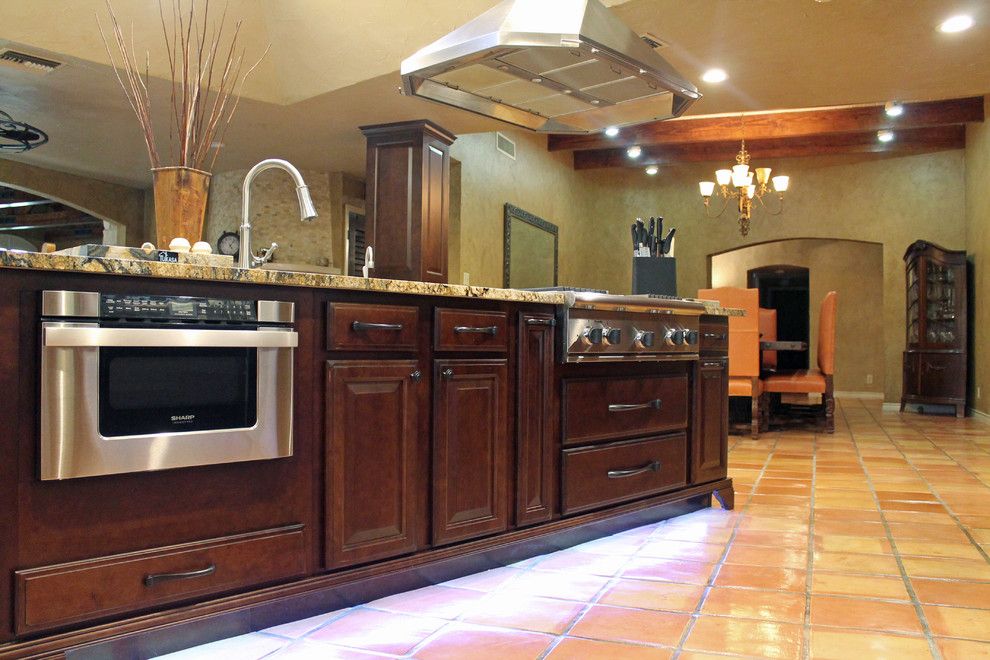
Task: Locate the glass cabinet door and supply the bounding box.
[923,259,959,348]
[907,262,919,345]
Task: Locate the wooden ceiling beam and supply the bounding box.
[551,96,984,152]
[572,125,966,170]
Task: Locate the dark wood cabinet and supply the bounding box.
[516,313,556,526]
[361,120,455,283]
[901,240,967,417]
[693,358,729,484]
[325,361,427,568]
[432,359,510,545]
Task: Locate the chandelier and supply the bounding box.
[698,140,789,236]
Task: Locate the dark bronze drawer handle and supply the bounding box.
[608,460,661,479]
[352,321,404,332]
[441,368,454,379]
[410,370,422,382]
[526,318,556,327]
[702,360,725,368]
[453,325,498,336]
[703,332,727,340]
[608,399,661,412]
[143,564,216,587]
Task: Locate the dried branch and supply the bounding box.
[99,0,266,171]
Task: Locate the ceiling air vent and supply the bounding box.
[0,50,63,74]
[640,33,669,50]
[496,132,516,160]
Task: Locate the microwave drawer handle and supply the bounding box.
[43,326,298,349]
[144,563,216,587]
[608,399,661,412]
[608,460,661,479]
[453,325,498,335]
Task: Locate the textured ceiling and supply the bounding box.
[0,0,988,187]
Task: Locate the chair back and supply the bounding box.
[818,291,838,375]
[697,287,760,378]
[759,308,778,370]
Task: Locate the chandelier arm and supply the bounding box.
[755,193,785,216]
[702,195,731,219]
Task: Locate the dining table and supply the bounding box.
[761,340,808,351]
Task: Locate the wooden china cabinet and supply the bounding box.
[901,240,967,417]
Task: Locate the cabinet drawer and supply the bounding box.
[699,320,728,355]
[328,302,419,351]
[562,434,687,515]
[434,309,508,352]
[562,375,688,446]
[15,525,306,635]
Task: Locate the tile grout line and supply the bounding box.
[802,424,819,660]
[868,406,990,565]
[671,431,783,659]
[837,399,944,660]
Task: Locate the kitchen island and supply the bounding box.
[0,252,734,659]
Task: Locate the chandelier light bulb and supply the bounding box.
[715,169,732,186]
[877,129,895,143]
[939,14,974,33]
[645,165,659,176]
[772,175,790,192]
[699,181,716,197]
[604,126,620,137]
[884,101,904,117]
[627,145,642,159]
[746,185,756,199]
[755,167,772,185]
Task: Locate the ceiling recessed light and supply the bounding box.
[701,68,728,83]
[531,77,542,83]
[877,129,895,143]
[884,101,904,117]
[939,14,974,33]
[604,126,620,138]
[645,165,659,176]
[627,145,642,159]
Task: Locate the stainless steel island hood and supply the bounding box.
[400,0,700,134]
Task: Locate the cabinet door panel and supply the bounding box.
[516,314,556,526]
[433,360,509,545]
[919,353,966,400]
[325,361,425,568]
[692,359,728,484]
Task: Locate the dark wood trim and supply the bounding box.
[572,125,966,170]
[549,96,985,152]
[503,204,559,289]
[0,480,730,660]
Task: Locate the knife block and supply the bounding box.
[632,256,677,296]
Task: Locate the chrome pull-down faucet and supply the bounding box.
[239,159,318,269]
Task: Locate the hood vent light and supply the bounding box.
[0,50,62,74]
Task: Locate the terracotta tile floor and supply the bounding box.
[158,398,990,659]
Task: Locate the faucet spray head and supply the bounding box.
[296,185,318,222]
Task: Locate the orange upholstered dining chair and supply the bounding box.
[763,291,838,433]
[759,308,778,373]
[697,287,766,437]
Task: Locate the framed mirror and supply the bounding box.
[503,203,558,289]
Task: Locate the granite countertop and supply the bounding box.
[0,250,741,315]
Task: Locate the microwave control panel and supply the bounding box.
[101,294,257,322]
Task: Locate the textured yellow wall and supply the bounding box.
[203,168,363,269]
[0,158,146,243]
[576,151,966,403]
[965,97,990,414]
[711,239,885,394]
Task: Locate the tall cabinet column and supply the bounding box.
[360,120,456,283]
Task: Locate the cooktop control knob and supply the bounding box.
[672,329,686,345]
[605,327,622,345]
[634,329,655,348]
[686,330,699,346]
[583,326,603,345]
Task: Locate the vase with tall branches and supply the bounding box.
[99,0,269,248]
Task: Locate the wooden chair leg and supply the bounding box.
[760,393,770,432]
[750,382,760,438]
[824,377,835,433]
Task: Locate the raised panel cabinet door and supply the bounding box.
[433,359,509,545]
[692,358,729,484]
[516,313,557,526]
[325,361,426,569]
